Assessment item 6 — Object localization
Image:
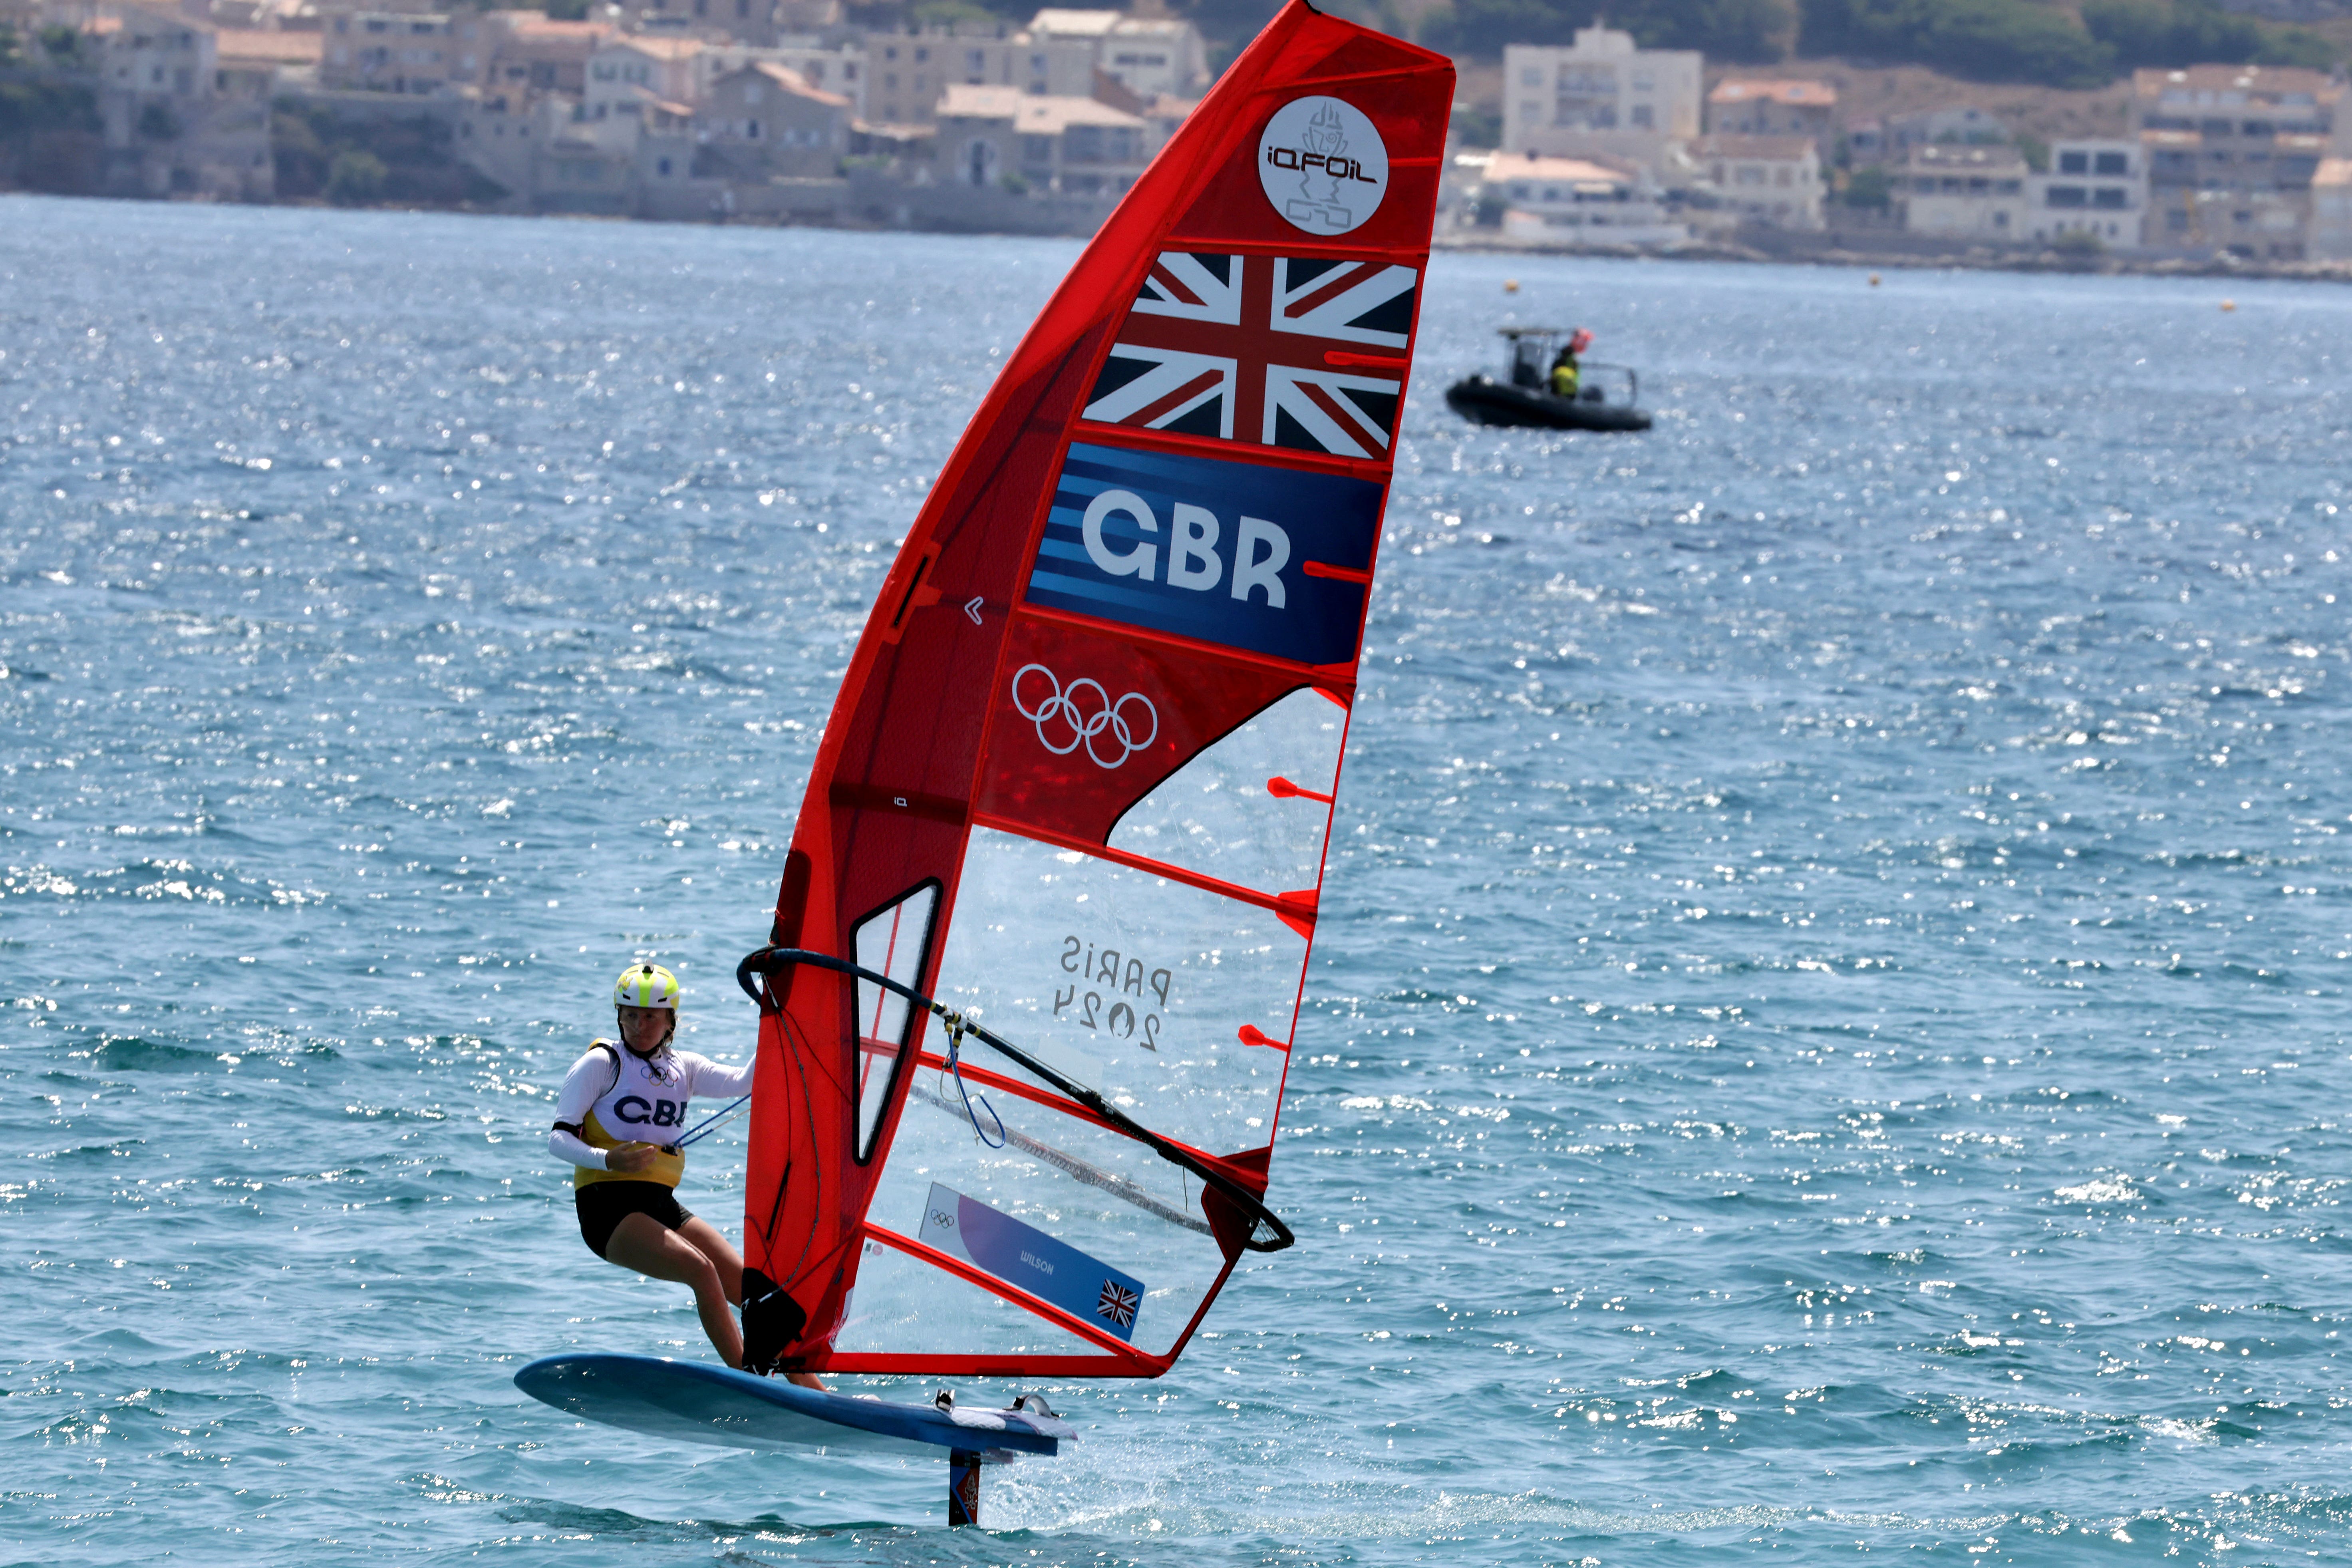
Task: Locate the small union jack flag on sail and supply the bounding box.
[1095,1278,1140,1329]
[1082,251,1418,460]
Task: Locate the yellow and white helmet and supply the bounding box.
[613,962,681,1011]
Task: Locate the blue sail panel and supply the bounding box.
[920,1183,1146,1343]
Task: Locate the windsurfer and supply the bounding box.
[548,962,824,1389]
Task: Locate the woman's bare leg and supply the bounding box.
[675,1214,827,1391]
[604,1212,742,1368]
[675,1214,744,1304]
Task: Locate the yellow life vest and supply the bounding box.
[573,1041,688,1190]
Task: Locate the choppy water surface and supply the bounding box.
[6,194,2352,1566]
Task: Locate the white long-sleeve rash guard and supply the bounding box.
[546,1041,754,1170]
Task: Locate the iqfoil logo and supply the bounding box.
[1024,442,1383,666]
[1257,95,1389,236]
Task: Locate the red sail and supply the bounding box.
[741,2,1452,1378]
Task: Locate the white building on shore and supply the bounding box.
[1690,133,1823,229]
[1025,8,1204,99]
[1902,143,2029,240]
[1501,26,1700,178]
[935,81,1148,197]
[1480,151,1687,246]
[2024,138,2147,248]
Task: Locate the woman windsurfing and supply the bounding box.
[547,963,822,1387]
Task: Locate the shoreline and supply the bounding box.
[1433,231,2352,284]
[10,187,2352,283]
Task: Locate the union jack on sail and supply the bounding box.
[1081,251,1419,460]
[1095,1278,1140,1329]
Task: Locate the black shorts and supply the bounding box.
[576,1180,694,1259]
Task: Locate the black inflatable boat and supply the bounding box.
[1444,327,1652,433]
[1444,375,1652,431]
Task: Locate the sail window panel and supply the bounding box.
[936,826,1297,1155]
[861,1084,1226,1359]
[852,881,941,1163]
[830,1239,1106,1360]
[1106,687,1343,897]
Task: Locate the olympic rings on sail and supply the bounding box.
[1011,663,1160,770]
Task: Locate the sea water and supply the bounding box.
[4,195,2351,1566]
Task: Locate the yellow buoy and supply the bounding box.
[2221,298,2237,311]
[1868,273,1881,286]
[1504,278,1520,292]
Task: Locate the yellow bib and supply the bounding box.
[571,1040,690,1188]
[574,1107,687,1188]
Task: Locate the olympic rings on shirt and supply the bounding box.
[1011,663,1160,769]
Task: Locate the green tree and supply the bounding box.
[1843,164,1892,207]
[1629,0,1790,59]
[1798,0,2113,87]
[39,23,89,65]
[1452,101,1503,147]
[2082,0,2255,66]
[271,100,329,196]
[0,79,101,139]
[2253,24,2337,67]
[1420,0,1585,54]
[326,147,388,205]
[1422,0,1788,59]
[2081,0,2336,68]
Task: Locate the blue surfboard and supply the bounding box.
[513,1353,1073,1461]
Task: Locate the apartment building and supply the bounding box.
[1502,26,1702,177]
[1705,79,1834,142]
[2132,64,2340,256]
[695,41,864,118]
[320,10,451,94]
[2132,62,2340,147]
[97,5,213,96]
[698,62,850,177]
[84,4,275,197]
[452,85,572,199]
[585,33,701,119]
[452,12,613,95]
[610,0,774,43]
[214,27,320,94]
[1479,151,1688,246]
[861,29,1095,126]
[934,81,1147,196]
[1691,133,1823,229]
[1025,8,1204,98]
[2025,137,2146,247]
[1849,104,2007,165]
[1901,143,2028,239]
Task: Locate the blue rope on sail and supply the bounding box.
[940,1015,1005,1150]
[672,1093,750,1150]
